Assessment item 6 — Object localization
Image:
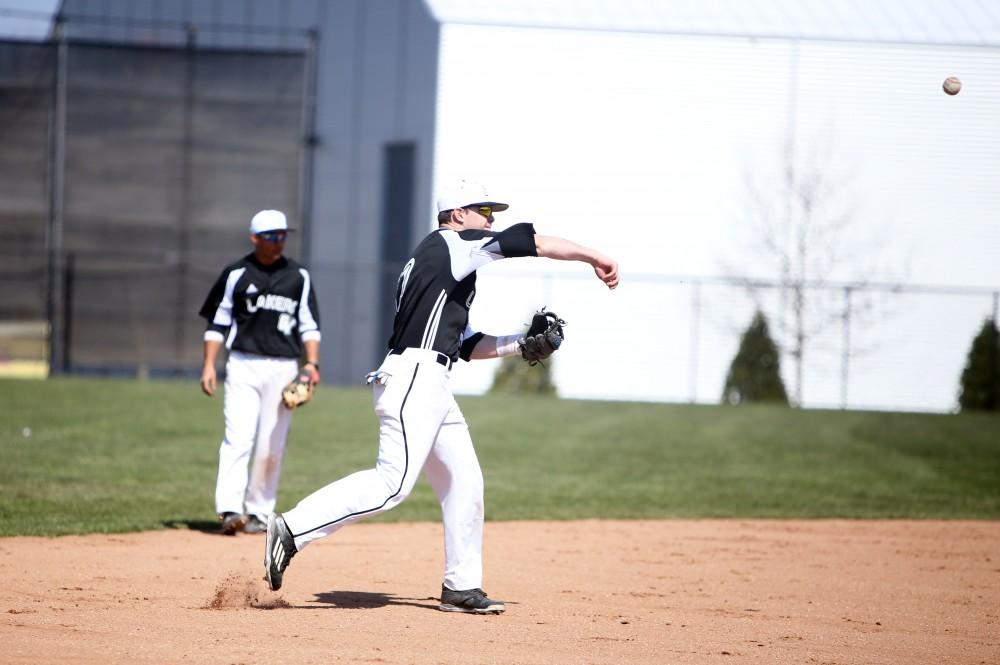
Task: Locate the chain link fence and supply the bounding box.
[1,239,996,412]
[0,35,308,376]
[456,266,999,414]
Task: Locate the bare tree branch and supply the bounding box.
[724,132,903,404]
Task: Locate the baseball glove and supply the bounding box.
[281,367,316,410]
[518,308,567,366]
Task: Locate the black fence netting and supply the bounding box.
[0,42,53,284]
[0,39,306,375]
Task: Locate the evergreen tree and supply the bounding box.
[489,354,557,396]
[958,318,1000,412]
[722,310,789,405]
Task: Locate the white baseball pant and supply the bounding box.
[215,351,299,520]
[282,347,486,592]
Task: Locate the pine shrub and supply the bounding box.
[958,318,1000,412]
[722,310,789,405]
[489,355,557,396]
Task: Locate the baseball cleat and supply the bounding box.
[243,515,267,534]
[438,586,506,614]
[263,513,297,591]
[219,512,248,536]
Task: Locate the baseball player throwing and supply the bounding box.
[264,182,617,613]
[199,210,321,535]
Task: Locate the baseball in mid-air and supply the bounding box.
[943,76,962,95]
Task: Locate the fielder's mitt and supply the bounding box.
[282,367,316,410]
[519,308,567,366]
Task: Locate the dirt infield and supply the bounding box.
[2,520,998,664]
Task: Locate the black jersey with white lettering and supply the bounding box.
[389,223,537,361]
[199,253,321,358]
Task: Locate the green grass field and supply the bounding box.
[1,377,998,536]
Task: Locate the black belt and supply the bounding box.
[389,348,453,370]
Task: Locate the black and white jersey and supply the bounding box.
[389,223,537,361]
[199,253,321,358]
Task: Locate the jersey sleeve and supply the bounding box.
[474,222,537,259]
[446,223,538,281]
[297,268,322,342]
[198,269,231,340]
[458,323,485,362]
[198,269,227,320]
[199,266,244,340]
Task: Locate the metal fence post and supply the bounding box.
[46,19,68,375]
[298,28,319,257]
[62,252,74,372]
[689,281,701,403]
[992,291,999,410]
[175,23,197,374]
[840,286,852,409]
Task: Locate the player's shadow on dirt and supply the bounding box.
[161,519,227,534]
[306,590,438,612]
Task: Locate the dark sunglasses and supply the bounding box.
[256,231,288,242]
[466,206,494,219]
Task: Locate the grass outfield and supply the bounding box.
[1,376,998,536]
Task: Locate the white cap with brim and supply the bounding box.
[249,209,292,234]
[436,180,509,213]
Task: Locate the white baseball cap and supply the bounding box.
[436,180,509,213]
[249,209,291,234]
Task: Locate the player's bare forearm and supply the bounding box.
[534,235,619,289]
[469,334,501,360]
[470,333,523,360]
[302,339,321,384]
[201,339,223,396]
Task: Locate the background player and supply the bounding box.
[264,181,617,612]
[199,210,322,535]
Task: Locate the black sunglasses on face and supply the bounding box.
[256,231,287,242]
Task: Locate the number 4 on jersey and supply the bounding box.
[277,313,297,335]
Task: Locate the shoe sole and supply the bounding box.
[221,514,248,535]
[264,514,288,591]
[437,602,505,614]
